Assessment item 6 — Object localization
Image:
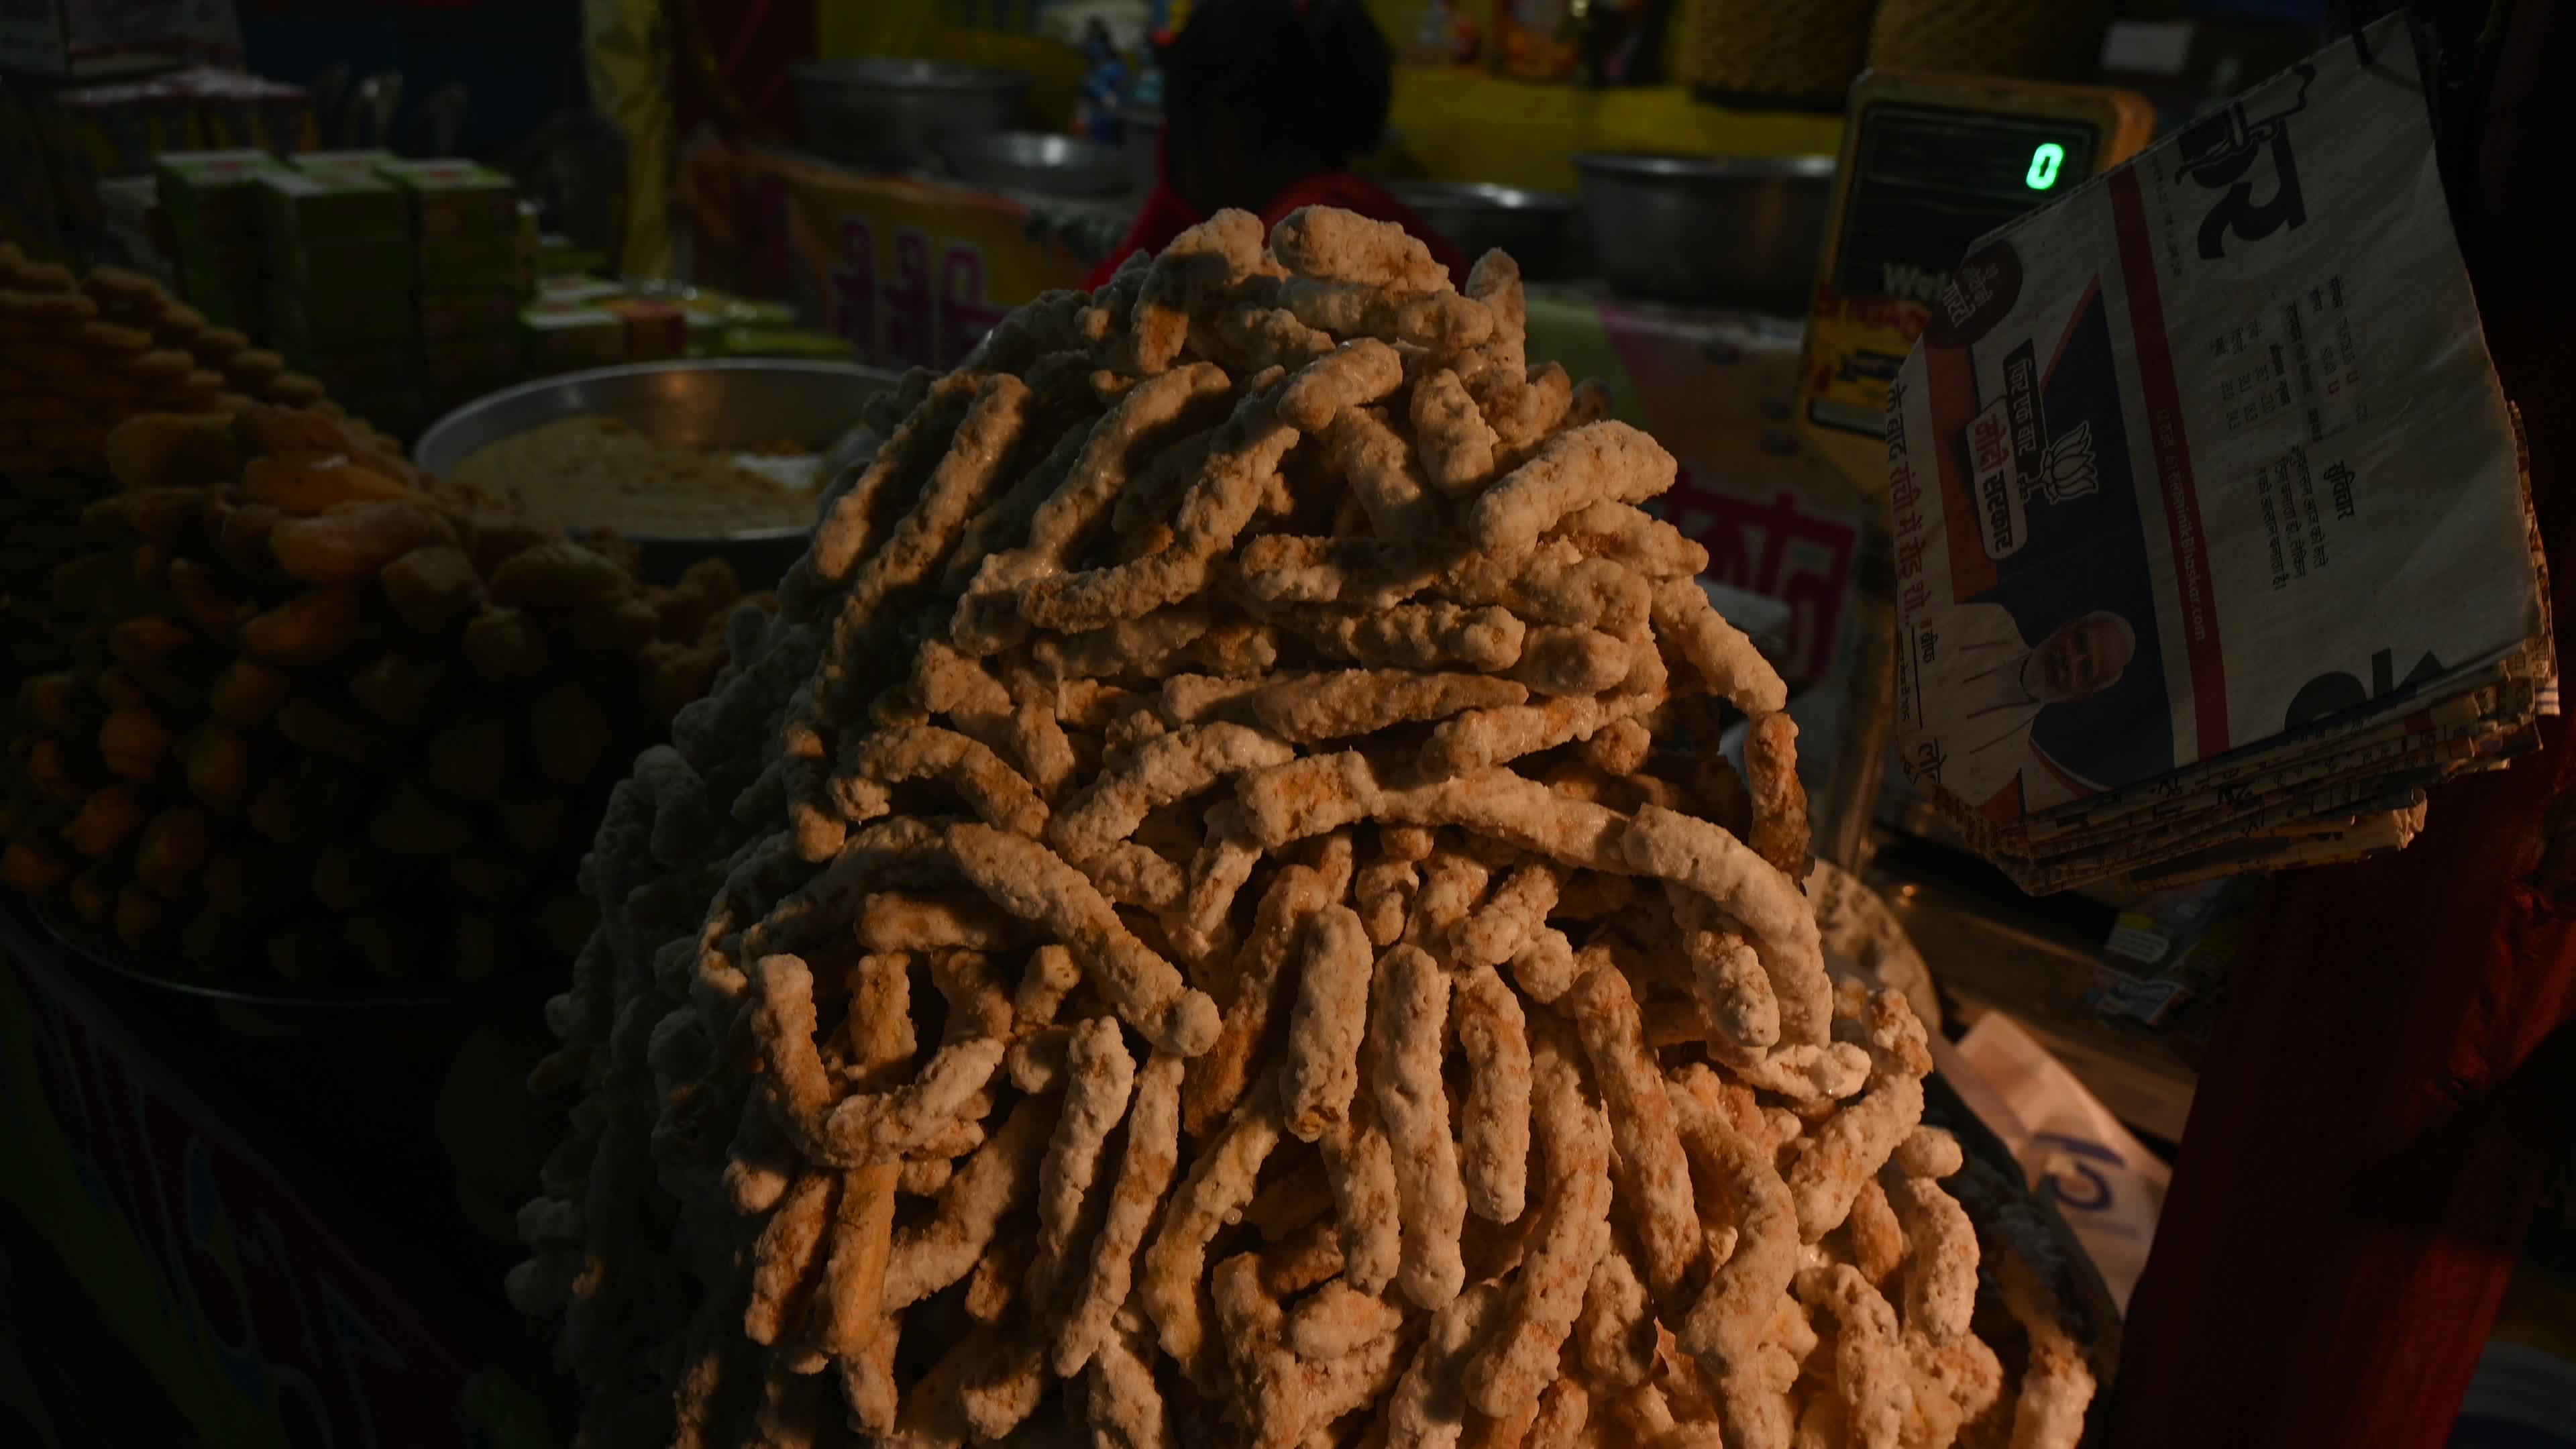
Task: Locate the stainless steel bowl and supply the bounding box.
[943,130,1132,197]
[1574,152,1836,312]
[1386,180,1578,280]
[414,359,901,588]
[791,58,1029,171]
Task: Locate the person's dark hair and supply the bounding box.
[1160,0,1392,208]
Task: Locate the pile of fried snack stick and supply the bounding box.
[515,208,2100,1449]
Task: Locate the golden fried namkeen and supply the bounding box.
[506,207,2084,1449]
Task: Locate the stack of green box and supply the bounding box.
[258,155,425,429]
[156,149,288,333]
[380,158,527,411]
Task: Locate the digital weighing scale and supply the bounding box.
[1799,73,2156,494]
[1798,72,2155,868]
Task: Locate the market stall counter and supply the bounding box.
[0,895,557,1448]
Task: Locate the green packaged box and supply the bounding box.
[292,148,396,182]
[419,241,525,288]
[269,285,417,352]
[376,158,519,244]
[520,303,627,374]
[417,284,523,341]
[535,273,623,305]
[156,148,287,244]
[256,169,409,254]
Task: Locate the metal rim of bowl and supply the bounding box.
[413,358,896,549]
[1572,152,1837,182]
[943,130,1128,181]
[788,58,1028,94]
[1386,179,1576,214]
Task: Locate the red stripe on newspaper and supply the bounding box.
[1923,339,1999,598]
[2110,168,2230,759]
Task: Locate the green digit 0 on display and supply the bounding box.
[2026,142,2065,190]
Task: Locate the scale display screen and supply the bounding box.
[1831,103,2101,310]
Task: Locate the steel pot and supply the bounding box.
[791,59,1029,171]
[1385,180,1579,281]
[1574,152,1835,312]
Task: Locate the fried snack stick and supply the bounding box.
[1619,804,1830,1050]
[1024,1014,1137,1336]
[816,1025,1006,1163]
[1576,1246,1656,1389]
[1743,712,1810,879]
[1263,597,1527,674]
[1271,207,1454,294]
[1275,276,1493,354]
[1018,378,1299,633]
[1234,753,1632,880]
[1464,1022,1613,1422]
[1412,368,1502,496]
[1418,692,1650,780]
[1183,859,1338,1136]
[1354,851,1419,948]
[1667,1065,1801,1449]
[1784,991,1930,1242]
[1440,540,1652,631]
[1845,1179,1907,1293]
[947,821,1218,1055]
[951,362,1233,653]
[1322,1095,1404,1296]
[855,891,1026,954]
[1564,965,1701,1303]
[1281,903,1372,1140]
[1452,965,1532,1223]
[1545,500,1709,579]
[1403,850,1491,947]
[1055,1048,1185,1376]
[1370,941,1466,1309]
[1049,720,1293,862]
[1324,403,1447,541]
[1250,667,1527,747]
[1509,625,1633,697]
[1994,1240,2095,1449]
[1885,1176,1977,1347]
[1665,894,1784,1054]
[1388,1281,1505,1449]
[1464,422,1675,555]
[1894,1126,1964,1181]
[880,1091,1061,1311]
[803,372,1037,724]
[1902,1330,2007,1449]
[833,722,1049,840]
[1141,1077,1284,1388]
[936,417,1091,598]
[1454,860,1559,969]
[1129,209,1268,374]
[814,950,914,1424]
[1172,800,1260,970]
[1083,1322,1173,1449]
[1277,337,1404,431]
[1649,576,1788,716]
[1796,1264,1913,1449]
[1509,928,1581,1005]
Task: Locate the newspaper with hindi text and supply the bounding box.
[1886,14,2554,893]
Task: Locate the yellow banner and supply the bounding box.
[684,143,1093,373]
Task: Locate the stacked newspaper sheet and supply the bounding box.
[1887,15,2555,894]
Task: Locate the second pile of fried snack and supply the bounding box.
[514,207,2102,1449]
[1,405,739,985]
